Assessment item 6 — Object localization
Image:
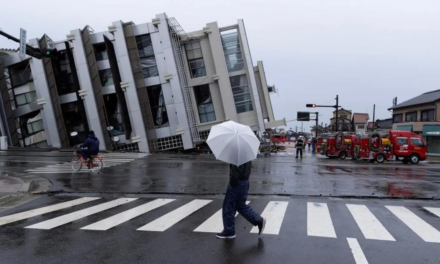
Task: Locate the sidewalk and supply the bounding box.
[0,172,52,194]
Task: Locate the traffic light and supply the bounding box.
[306,104,316,108]
[40,47,57,58]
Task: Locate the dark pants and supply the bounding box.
[222,181,262,235]
[81,149,97,160]
[296,148,303,157]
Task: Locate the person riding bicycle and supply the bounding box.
[79,130,100,162]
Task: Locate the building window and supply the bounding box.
[9,61,33,88]
[194,84,216,123]
[57,51,76,95]
[94,43,108,61]
[393,114,403,123]
[358,125,365,129]
[15,91,37,106]
[221,29,245,72]
[421,109,435,122]
[62,102,87,145]
[136,34,158,78]
[405,112,417,122]
[186,42,206,78]
[99,69,114,86]
[147,85,169,128]
[186,42,203,60]
[104,94,125,136]
[229,75,253,113]
[26,119,44,136]
[188,58,206,78]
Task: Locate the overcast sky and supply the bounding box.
[1,0,439,132]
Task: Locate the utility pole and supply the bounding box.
[335,95,339,132]
[372,104,376,132]
[316,112,319,137]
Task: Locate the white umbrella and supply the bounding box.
[207,121,260,166]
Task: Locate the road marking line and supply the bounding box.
[424,207,440,217]
[0,197,100,226]
[386,206,440,243]
[25,198,137,230]
[194,201,250,233]
[307,202,337,238]
[138,199,212,232]
[347,238,369,264]
[347,204,395,241]
[250,201,288,235]
[81,199,175,231]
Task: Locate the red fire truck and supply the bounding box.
[357,131,427,164]
[320,132,356,160]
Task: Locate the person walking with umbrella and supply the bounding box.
[207,121,266,239]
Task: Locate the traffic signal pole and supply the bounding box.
[306,95,340,132]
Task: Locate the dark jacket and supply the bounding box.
[81,134,100,154]
[296,139,304,149]
[229,161,252,186]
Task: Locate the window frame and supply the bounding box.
[188,58,206,78]
[9,61,33,88]
[193,84,216,123]
[221,31,245,72]
[393,114,403,123]
[147,85,169,128]
[185,42,203,60]
[421,109,436,122]
[99,69,114,87]
[136,34,159,79]
[15,91,37,107]
[94,43,108,61]
[405,111,417,122]
[25,119,44,137]
[229,75,254,114]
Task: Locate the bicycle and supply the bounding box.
[71,149,103,174]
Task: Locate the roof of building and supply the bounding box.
[389,89,440,110]
[0,48,18,57]
[375,118,393,129]
[352,113,369,124]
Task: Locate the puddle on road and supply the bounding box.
[147,162,183,168]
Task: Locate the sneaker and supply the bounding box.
[258,218,266,235]
[216,231,236,239]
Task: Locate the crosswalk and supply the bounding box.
[24,153,148,174]
[1,197,440,244]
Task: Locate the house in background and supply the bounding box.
[388,89,440,157]
[352,113,369,133]
[330,108,352,131]
[374,118,393,132]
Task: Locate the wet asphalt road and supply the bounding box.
[1,194,440,264]
[2,151,440,263]
[1,150,440,198]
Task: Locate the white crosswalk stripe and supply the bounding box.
[2,197,440,244]
[250,201,288,235]
[81,199,175,231]
[24,153,147,173]
[307,202,337,238]
[25,198,137,230]
[347,204,395,241]
[194,201,250,233]
[386,206,440,243]
[138,199,212,232]
[0,197,100,226]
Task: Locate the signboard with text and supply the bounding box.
[19,28,27,57]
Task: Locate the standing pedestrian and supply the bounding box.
[311,137,317,153]
[217,161,266,239]
[296,136,304,159]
